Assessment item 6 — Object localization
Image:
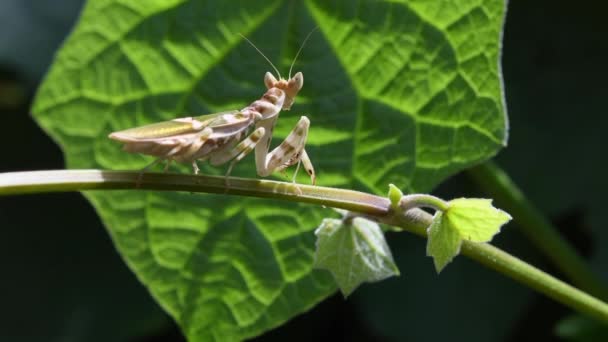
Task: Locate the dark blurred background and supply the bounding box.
[1,0,607,341]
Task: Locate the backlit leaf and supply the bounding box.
[314,217,399,297]
[32,0,508,340]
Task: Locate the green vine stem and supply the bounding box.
[467,161,608,301]
[1,169,608,323]
[399,194,450,212]
[385,212,608,323]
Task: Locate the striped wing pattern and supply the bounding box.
[109,110,240,141]
[108,110,253,162]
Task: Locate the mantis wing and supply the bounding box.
[109,110,242,142]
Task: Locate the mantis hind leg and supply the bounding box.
[135,158,165,188]
[164,159,174,173]
[191,161,200,174]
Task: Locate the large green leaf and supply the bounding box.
[32,0,508,340]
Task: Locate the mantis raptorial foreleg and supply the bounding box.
[255,116,316,185]
[278,148,315,185]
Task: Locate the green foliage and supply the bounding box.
[556,314,608,342]
[427,198,511,272]
[31,0,508,340]
[314,216,399,297]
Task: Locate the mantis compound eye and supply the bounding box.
[264,72,279,89]
[289,72,304,91]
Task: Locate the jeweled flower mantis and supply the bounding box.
[109,30,317,186]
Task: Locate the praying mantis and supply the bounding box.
[109,31,316,186]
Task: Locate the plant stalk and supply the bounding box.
[467,161,608,301]
[386,211,608,324]
[399,194,449,212]
[2,169,608,323]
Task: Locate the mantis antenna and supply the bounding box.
[238,33,282,79]
[239,26,318,80]
[288,26,319,79]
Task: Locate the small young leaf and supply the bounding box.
[426,212,462,272]
[427,198,512,272]
[388,183,404,210]
[314,217,399,297]
[446,198,512,243]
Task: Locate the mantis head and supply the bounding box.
[264,72,303,110]
[241,27,315,111]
